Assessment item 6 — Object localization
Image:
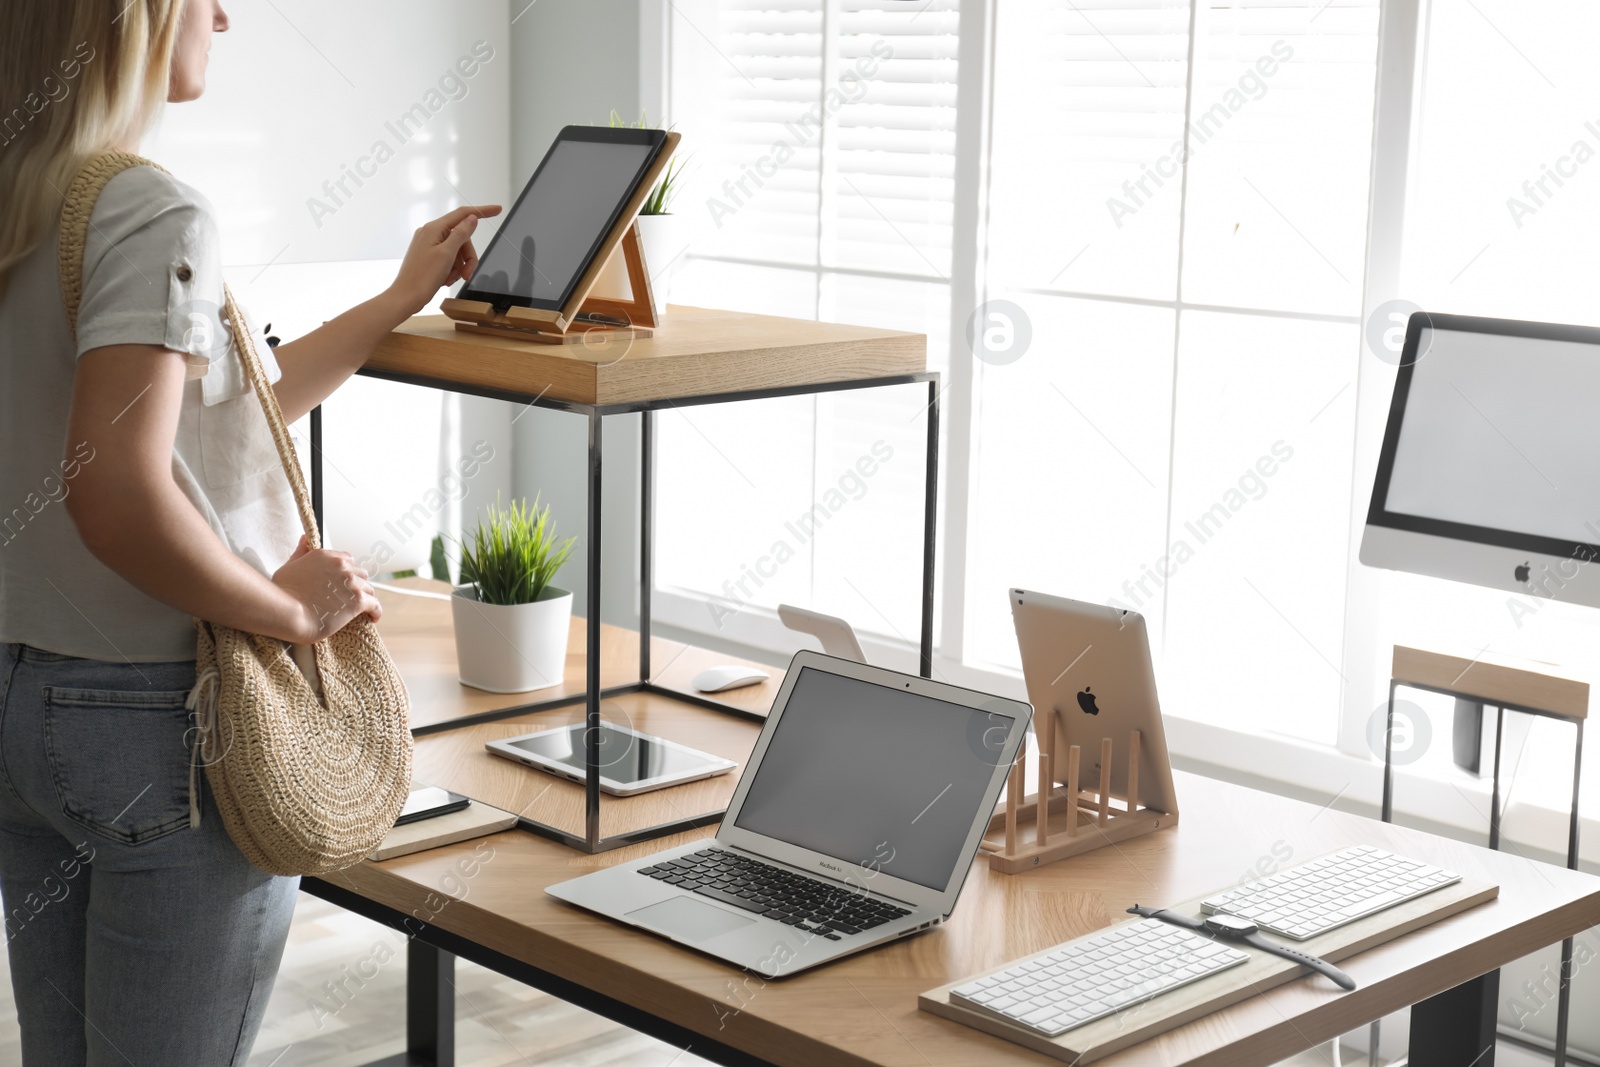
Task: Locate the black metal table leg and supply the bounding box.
[1554,718,1584,1067]
[1381,680,1397,822]
[586,409,603,851]
[920,378,940,679]
[1489,707,1505,851]
[362,938,455,1067]
[1409,969,1497,1067]
[408,940,455,1066]
[640,409,653,681]
[310,403,323,534]
[1373,677,1398,1065]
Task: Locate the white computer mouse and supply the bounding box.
[691,665,770,693]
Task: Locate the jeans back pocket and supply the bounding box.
[43,686,196,845]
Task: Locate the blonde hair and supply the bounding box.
[0,0,186,300]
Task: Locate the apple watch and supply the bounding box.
[1126,905,1357,991]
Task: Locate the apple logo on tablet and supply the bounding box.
[1514,561,1531,583]
[1077,687,1100,716]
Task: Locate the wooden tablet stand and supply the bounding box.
[982,709,1176,875]
[440,130,680,347]
[441,225,656,346]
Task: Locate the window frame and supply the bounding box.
[645,0,1600,846]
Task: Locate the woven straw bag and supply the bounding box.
[58,150,413,876]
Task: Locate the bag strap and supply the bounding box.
[218,285,321,549]
[58,150,321,550]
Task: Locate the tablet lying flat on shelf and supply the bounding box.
[485,723,736,796]
[460,125,668,313]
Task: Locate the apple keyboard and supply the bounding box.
[948,918,1248,1037]
[1201,845,1460,941]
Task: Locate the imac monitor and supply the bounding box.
[1361,312,1600,605]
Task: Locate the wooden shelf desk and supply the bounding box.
[372,577,773,842]
[312,305,933,853]
[305,770,1600,1067]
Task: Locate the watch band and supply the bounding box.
[1127,905,1205,930]
[1127,906,1357,991]
[1240,930,1356,991]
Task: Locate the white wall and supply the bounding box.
[141,0,517,576]
[507,0,652,621]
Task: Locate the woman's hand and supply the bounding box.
[271,203,502,422]
[384,204,503,318]
[271,534,383,643]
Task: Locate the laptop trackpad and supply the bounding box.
[628,896,755,942]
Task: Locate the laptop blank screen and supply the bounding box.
[732,666,1004,892]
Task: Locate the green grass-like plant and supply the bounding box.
[610,108,685,215]
[453,494,575,606]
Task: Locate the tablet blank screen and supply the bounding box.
[468,138,655,305]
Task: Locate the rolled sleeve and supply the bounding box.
[75,166,222,379]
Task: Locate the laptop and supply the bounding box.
[546,651,1031,979]
[1010,589,1179,816]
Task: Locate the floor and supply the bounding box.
[0,890,1559,1067]
[0,890,710,1067]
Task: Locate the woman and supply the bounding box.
[0,2,499,1061]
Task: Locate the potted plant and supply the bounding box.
[590,109,687,318]
[448,495,576,693]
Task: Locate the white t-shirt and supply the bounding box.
[0,164,302,662]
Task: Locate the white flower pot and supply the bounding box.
[588,240,632,302]
[450,583,573,694]
[586,214,688,321]
[634,213,688,319]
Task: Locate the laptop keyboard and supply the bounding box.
[637,847,911,939]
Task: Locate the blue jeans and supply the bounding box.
[0,642,298,1065]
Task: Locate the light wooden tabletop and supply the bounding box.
[322,770,1600,1067]
[374,577,783,732]
[365,304,929,406]
[1392,643,1591,721]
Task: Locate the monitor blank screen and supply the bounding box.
[733,667,1003,892]
[1383,327,1600,544]
[468,138,654,305]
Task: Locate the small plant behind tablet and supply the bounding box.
[609,109,683,215]
[454,493,574,606]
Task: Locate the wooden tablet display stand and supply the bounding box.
[982,709,1176,875]
[440,130,680,346]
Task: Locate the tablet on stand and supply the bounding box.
[441,125,680,344]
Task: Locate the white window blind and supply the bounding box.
[986,0,1192,301]
[656,1,959,651]
[660,0,1382,746]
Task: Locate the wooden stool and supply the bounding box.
[1383,644,1588,1067]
